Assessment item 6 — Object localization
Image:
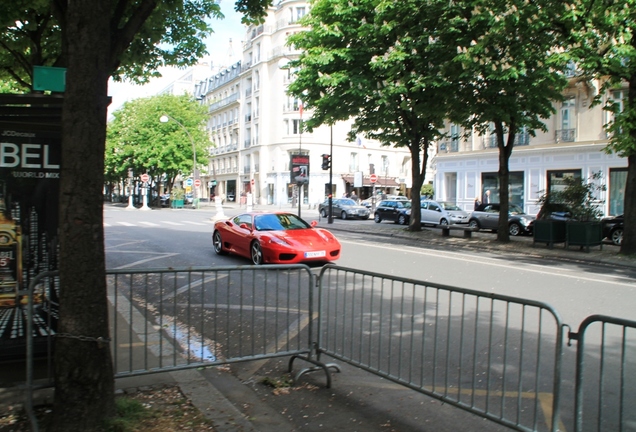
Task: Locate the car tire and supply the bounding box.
[374,213,382,223]
[212,231,227,255]
[250,241,263,265]
[341,211,347,220]
[468,219,480,230]
[611,228,623,246]
[439,218,449,226]
[397,214,407,225]
[320,209,327,218]
[509,222,522,236]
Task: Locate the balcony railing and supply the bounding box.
[486,132,530,148]
[244,139,251,148]
[555,128,576,142]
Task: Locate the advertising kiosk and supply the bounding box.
[0,94,62,359]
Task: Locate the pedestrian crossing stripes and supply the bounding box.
[104,220,215,229]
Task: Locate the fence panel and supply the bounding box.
[317,265,565,432]
[109,265,315,377]
[573,315,636,432]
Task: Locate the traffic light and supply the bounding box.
[321,154,331,170]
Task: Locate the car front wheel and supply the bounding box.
[213,231,227,255]
[468,219,480,230]
[320,209,327,218]
[439,218,449,226]
[250,241,263,265]
[397,214,407,225]
[508,222,522,236]
[611,228,623,245]
[341,211,347,220]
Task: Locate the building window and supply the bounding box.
[609,168,626,216]
[557,97,576,142]
[381,155,389,174]
[285,119,301,135]
[481,172,525,208]
[547,170,581,194]
[349,152,359,172]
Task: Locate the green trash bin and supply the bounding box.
[193,198,200,209]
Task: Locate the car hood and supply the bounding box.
[265,228,338,244]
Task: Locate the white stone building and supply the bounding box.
[433,76,628,217]
[193,0,415,208]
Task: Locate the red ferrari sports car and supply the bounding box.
[212,212,341,265]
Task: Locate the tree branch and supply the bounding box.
[109,0,159,74]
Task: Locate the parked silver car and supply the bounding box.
[468,203,536,236]
[319,198,370,220]
[420,200,470,226]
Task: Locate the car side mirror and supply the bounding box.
[239,223,250,230]
[310,220,318,227]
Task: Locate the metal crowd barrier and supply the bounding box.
[108,265,317,377]
[16,266,636,432]
[571,315,636,432]
[316,265,565,432]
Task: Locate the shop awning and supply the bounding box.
[341,174,401,187]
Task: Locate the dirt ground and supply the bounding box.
[0,385,215,431]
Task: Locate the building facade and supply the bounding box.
[194,0,414,207]
[433,77,628,217]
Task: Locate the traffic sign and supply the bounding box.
[185,178,193,186]
[194,179,202,188]
[370,173,378,183]
[140,173,149,183]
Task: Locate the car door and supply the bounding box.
[379,201,396,221]
[420,201,435,225]
[426,201,443,224]
[227,214,253,257]
[481,204,500,230]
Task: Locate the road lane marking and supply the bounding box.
[162,221,184,226]
[339,238,635,287]
[138,221,161,227]
[117,222,136,226]
[112,253,180,269]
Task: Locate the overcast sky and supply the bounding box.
[107,1,246,115]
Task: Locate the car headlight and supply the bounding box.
[268,236,290,246]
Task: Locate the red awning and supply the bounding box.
[340,175,401,187]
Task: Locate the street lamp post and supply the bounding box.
[159,114,198,207]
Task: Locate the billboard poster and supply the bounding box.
[0,95,61,358]
[290,153,309,185]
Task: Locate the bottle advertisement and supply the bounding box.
[0,100,61,359]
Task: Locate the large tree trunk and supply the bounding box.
[408,139,425,232]
[620,153,636,254]
[50,1,115,430]
[496,121,513,243]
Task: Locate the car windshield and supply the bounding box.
[340,199,357,206]
[509,204,525,215]
[439,202,461,211]
[399,202,412,209]
[254,213,310,231]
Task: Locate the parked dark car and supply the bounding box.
[374,200,412,225]
[602,214,624,246]
[318,198,370,220]
[536,203,573,221]
[159,193,171,207]
[468,203,536,236]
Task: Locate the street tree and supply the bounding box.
[287,0,463,231]
[106,94,209,199]
[446,0,570,242]
[568,0,636,254]
[0,1,270,430]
